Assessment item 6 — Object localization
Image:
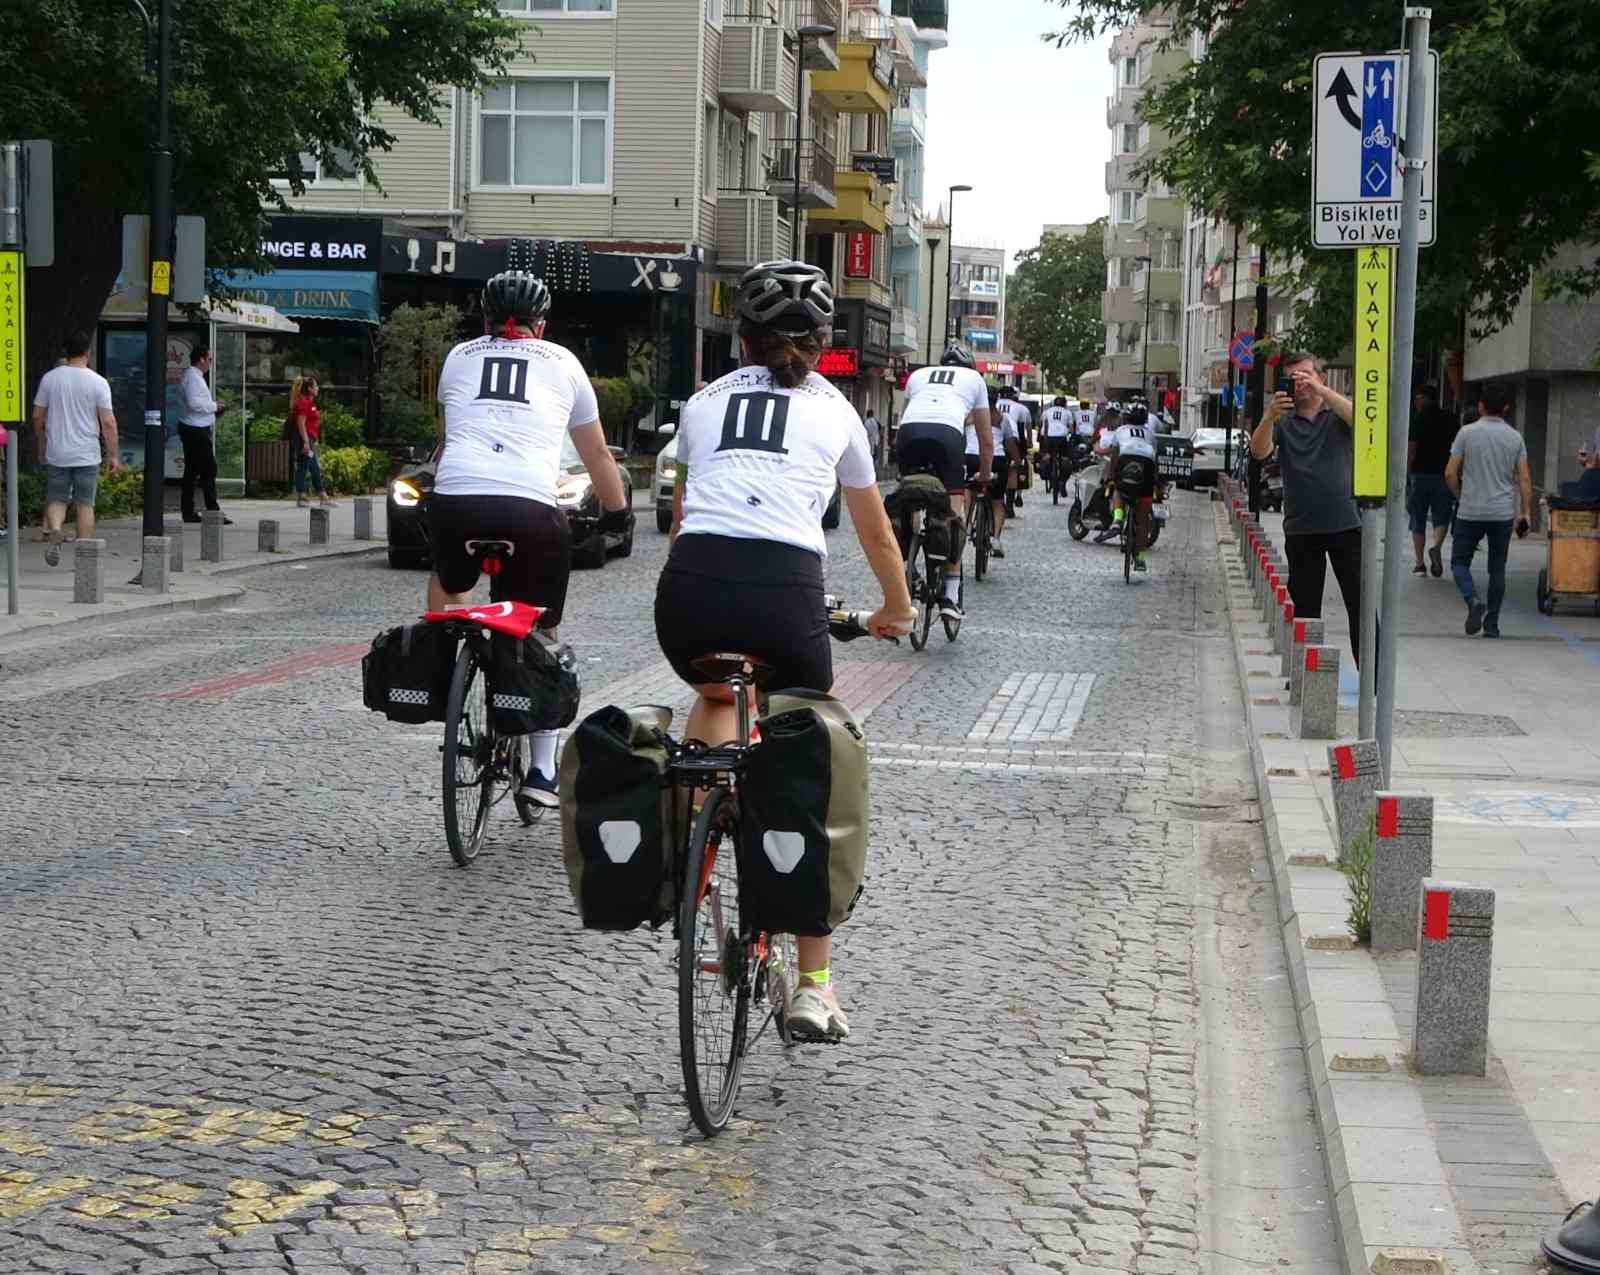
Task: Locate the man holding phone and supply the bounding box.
[1445,381,1532,638]
[1250,351,1369,667]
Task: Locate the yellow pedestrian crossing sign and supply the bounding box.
[0,250,24,424]
[1353,246,1392,499]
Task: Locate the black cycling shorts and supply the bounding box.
[1112,453,1158,501]
[428,493,572,629]
[895,421,967,493]
[655,533,831,693]
[965,454,1008,500]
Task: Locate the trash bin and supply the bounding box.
[1537,497,1600,616]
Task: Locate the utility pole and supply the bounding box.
[1246,245,1268,516]
[141,0,175,538]
[1223,225,1240,475]
[923,237,941,363]
[1,143,22,615]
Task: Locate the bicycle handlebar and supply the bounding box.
[825,604,903,645]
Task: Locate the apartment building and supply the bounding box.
[886,0,947,374]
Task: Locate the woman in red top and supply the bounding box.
[291,374,333,508]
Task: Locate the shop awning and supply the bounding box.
[222,269,380,324]
[205,298,300,333]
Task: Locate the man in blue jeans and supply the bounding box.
[1445,381,1533,638]
[1407,384,1458,576]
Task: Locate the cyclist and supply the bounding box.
[968,385,1019,557]
[897,342,992,620]
[1095,403,1159,571]
[655,259,916,1042]
[429,270,630,807]
[996,386,1031,515]
[1040,395,1074,492]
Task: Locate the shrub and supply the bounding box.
[0,465,144,525]
[318,446,388,496]
[592,376,637,442]
[1341,811,1375,946]
[318,401,365,449]
[377,303,464,444]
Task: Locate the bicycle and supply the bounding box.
[892,472,962,651]
[670,604,885,1137]
[966,474,996,581]
[1113,464,1155,585]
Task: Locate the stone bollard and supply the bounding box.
[164,521,185,573]
[1290,618,1327,704]
[1413,880,1495,1076]
[1372,793,1435,953]
[1279,601,1303,677]
[1274,589,1293,656]
[142,535,172,593]
[309,505,330,546]
[1292,645,1340,739]
[73,539,106,604]
[201,510,225,562]
[1328,739,1382,862]
[258,520,280,553]
[353,496,372,540]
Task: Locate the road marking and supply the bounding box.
[967,671,1095,744]
[1434,791,1600,828]
[149,642,370,701]
[871,756,1124,777]
[0,645,238,702]
[873,741,1170,762]
[585,658,910,725]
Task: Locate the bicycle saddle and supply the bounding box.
[689,652,770,684]
[464,538,516,558]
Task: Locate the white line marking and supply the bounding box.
[967,671,1096,744]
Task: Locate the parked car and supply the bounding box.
[652,430,840,533]
[386,437,635,570]
[1185,428,1250,487]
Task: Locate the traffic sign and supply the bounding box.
[1352,246,1392,498]
[1312,50,1438,248]
[1228,331,1255,371]
[0,250,23,424]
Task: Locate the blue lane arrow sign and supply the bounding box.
[1361,57,1397,198]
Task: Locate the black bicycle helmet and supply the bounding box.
[735,260,834,335]
[941,342,976,369]
[1053,396,1068,407]
[482,270,552,326]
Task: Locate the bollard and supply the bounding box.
[1276,598,1295,665]
[309,505,330,546]
[1292,645,1340,739]
[1413,880,1495,1076]
[1290,618,1326,704]
[164,521,185,573]
[142,535,172,593]
[353,495,372,540]
[1327,739,1381,862]
[1372,793,1434,954]
[73,539,106,604]
[201,511,225,562]
[258,520,280,553]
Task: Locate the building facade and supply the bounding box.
[887,1,947,376]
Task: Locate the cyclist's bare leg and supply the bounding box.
[684,683,747,747]
[943,490,967,593]
[428,573,473,611]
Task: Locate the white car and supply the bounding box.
[1186,428,1249,487]
[652,430,841,533]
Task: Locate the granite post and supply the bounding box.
[1292,645,1339,739]
[164,521,184,572]
[1413,880,1495,1076]
[1328,740,1382,863]
[1290,618,1326,705]
[201,511,224,562]
[72,539,106,604]
[353,496,372,540]
[309,505,330,546]
[1371,793,1435,953]
[142,536,172,593]
[1279,599,1299,676]
[258,520,280,553]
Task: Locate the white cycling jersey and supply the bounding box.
[434,335,598,504]
[1076,409,1096,437]
[902,365,989,437]
[675,366,875,558]
[998,399,1032,439]
[1042,406,1072,438]
[1108,422,1158,461]
[966,414,1018,457]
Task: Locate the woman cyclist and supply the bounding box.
[429,270,629,806]
[654,259,915,1042]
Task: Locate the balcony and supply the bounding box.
[1104,152,1140,195]
[890,305,919,354]
[892,88,925,144]
[1133,193,1182,232]
[889,198,922,248]
[1132,265,1181,306]
[805,168,889,234]
[891,0,947,28]
[1126,339,1180,375]
[1102,287,1139,324]
[840,275,892,309]
[888,17,925,87]
[767,139,838,210]
[719,21,798,115]
[716,194,793,269]
[726,0,840,68]
[811,37,895,115]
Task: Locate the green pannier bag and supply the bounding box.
[737,690,868,936]
[560,704,679,931]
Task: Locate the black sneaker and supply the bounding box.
[1483,614,1501,638]
[1429,545,1444,578]
[1412,563,1427,576]
[1094,526,1119,544]
[1466,600,1486,635]
[517,769,559,808]
[991,541,1005,559]
[938,596,965,621]
[1014,493,1023,508]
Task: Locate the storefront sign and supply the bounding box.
[845,233,873,279]
[852,154,897,185]
[967,279,1000,298]
[224,269,380,324]
[965,328,998,348]
[260,215,382,271]
[977,360,1036,375]
[818,348,860,378]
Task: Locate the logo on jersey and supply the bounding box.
[716,392,791,457]
[476,357,531,405]
[926,370,957,387]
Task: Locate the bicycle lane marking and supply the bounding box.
[147,643,371,701]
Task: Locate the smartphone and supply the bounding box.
[1275,375,1295,396]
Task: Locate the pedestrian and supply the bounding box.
[862,407,882,475]
[1445,381,1532,638]
[1407,383,1459,577]
[29,329,119,566]
[178,345,230,524]
[289,375,335,508]
[1249,351,1370,667]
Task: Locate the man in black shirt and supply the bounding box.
[1407,384,1459,577]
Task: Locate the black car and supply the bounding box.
[387,438,635,570]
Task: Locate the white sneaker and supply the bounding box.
[786,984,850,1041]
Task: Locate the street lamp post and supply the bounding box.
[793,24,835,261]
[1136,253,1153,408]
[924,236,942,363]
[945,183,972,352]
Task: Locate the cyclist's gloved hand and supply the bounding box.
[597,506,630,533]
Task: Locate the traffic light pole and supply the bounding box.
[140,0,174,538]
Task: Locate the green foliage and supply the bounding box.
[6,468,47,526]
[317,446,389,496]
[1341,811,1376,947]
[317,401,367,449]
[249,414,289,444]
[592,377,639,441]
[1008,221,1108,383]
[376,304,466,443]
[2,465,142,525]
[1048,0,1600,354]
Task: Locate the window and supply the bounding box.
[499,0,613,12]
[1120,124,1138,154]
[705,0,721,21]
[702,104,717,197]
[273,143,361,186]
[1122,55,1138,85]
[720,112,746,190]
[478,78,610,189]
[1117,190,1136,222]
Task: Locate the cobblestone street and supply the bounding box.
[1,491,1338,1274]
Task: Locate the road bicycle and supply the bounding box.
[892,472,962,651]
[670,605,884,1137]
[966,474,996,581]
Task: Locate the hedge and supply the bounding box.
[3,464,145,526]
[317,446,388,496]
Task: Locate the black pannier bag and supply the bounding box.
[737,690,869,936]
[560,705,678,931]
[361,624,457,724]
[485,633,579,735]
[884,473,956,560]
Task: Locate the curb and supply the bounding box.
[1212,505,1479,1275]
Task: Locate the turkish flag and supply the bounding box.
[423,600,542,638]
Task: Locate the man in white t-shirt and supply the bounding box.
[1095,406,1159,569]
[30,330,119,566]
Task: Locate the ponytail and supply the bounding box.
[739,321,824,390]
[290,375,307,403]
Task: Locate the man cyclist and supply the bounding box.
[1040,395,1074,492]
[968,385,1020,558]
[996,386,1031,515]
[1095,404,1158,571]
[430,270,629,806]
[657,259,915,1042]
[897,342,992,620]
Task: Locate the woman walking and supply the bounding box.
[290,375,334,508]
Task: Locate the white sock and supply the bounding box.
[529,730,559,778]
[943,574,961,602]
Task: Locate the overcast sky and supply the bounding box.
[922,0,1111,266]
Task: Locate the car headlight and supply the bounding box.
[391,478,423,508]
[556,474,593,509]
[656,452,676,479]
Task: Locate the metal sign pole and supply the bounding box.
[1353,245,1393,738]
[2,143,22,614]
[1376,6,1432,785]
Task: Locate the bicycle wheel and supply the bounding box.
[1123,510,1135,584]
[678,785,751,1136]
[442,643,494,867]
[906,529,930,652]
[973,500,991,581]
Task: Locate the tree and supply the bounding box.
[1008,221,1107,386]
[2,0,520,401]
[1048,0,1600,357]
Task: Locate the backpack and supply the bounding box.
[737,690,868,936]
[361,624,457,724]
[884,473,956,561]
[484,632,579,735]
[560,704,680,931]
